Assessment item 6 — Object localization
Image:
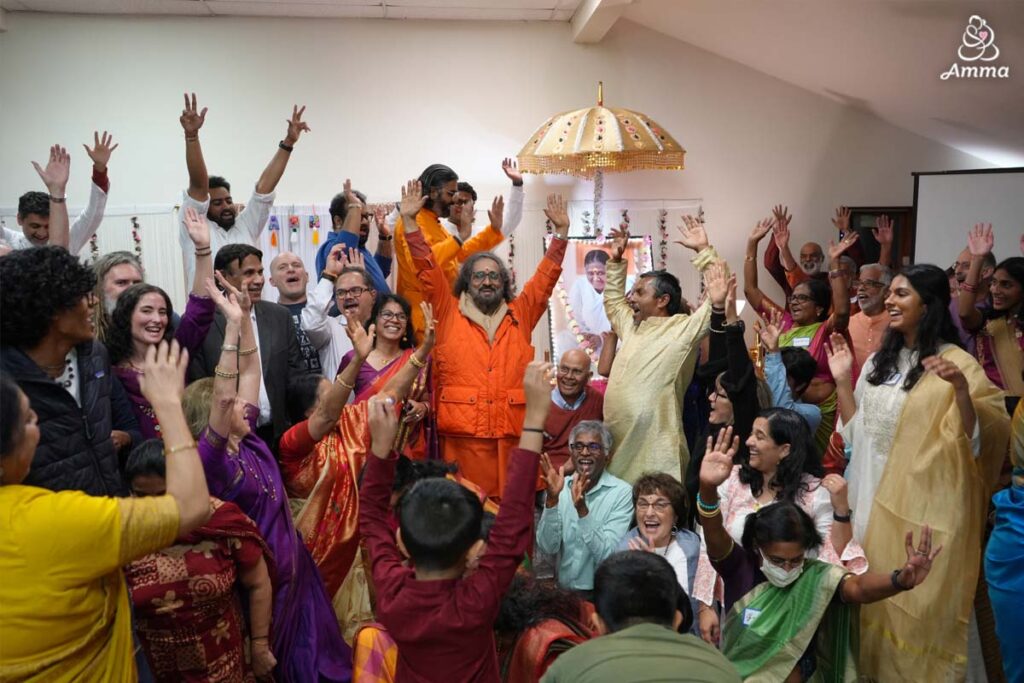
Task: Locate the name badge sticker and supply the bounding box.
[742,607,762,626]
[791,337,811,348]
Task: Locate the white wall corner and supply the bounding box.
[0,9,8,34]
[571,0,634,44]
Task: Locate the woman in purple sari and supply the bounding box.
[108,207,215,438]
[182,273,351,682]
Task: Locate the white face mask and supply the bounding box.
[760,557,804,588]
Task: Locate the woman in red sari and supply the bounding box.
[123,439,276,682]
[338,293,435,460]
[278,304,435,640]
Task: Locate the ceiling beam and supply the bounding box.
[571,0,633,44]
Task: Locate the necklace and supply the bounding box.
[370,348,403,368]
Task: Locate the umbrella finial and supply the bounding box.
[597,81,604,106]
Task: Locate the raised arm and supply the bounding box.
[826,232,858,332]
[373,203,394,261]
[206,279,244,438]
[772,206,799,273]
[379,302,436,399]
[501,157,525,237]
[603,225,635,336]
[68,131,117,254]
[232,278,261,407]
[139,340,212,535]
[180,92,209,202]
[826,333,857,426]
[840,526,941,603]
[31,145,70,248]
[515,194,569,329]
[306,317,373,441]
[339,179,364,238]
[697,426,742,560]
[255,105,310,195]
[958,223,993,332]
[743,217,774,312]
[182,207,212,295]
[872,214,895,269]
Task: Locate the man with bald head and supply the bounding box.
[268,250,322,375]
[543,349,605,473]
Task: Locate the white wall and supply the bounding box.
[0,12,992,348]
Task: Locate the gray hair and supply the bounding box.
[838,255,857,273]
[858,262,893,286]
[92,250,144,281]
[569,420,614,453]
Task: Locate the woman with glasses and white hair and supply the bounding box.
[537,420,634,598]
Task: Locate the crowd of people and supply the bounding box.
[0,95,1022,683]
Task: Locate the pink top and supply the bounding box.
[693,466,868,606]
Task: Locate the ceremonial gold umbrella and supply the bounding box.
[517,83,685,178]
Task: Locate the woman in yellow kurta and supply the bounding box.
[0,342,212,682]
[602,218,725,484]
[827,264,1010,682]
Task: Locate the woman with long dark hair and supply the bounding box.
[827,262,1009,682]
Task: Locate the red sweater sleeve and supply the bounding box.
[359,453,409,599]
[92,167,110,194]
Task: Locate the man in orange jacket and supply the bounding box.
[399,179,570,498]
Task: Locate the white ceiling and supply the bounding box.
[1,0,1020,165]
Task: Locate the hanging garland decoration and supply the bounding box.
[268,215,280,248]
[643,234,655,272]
[507,232,518,296]
[130,217,143,261]
[592,170,604,238]
[657,209,668,270]
[581,210,593,237]
[288,213,300,249]
[89,232,101,264]
[309,211,321,246]
[619,207,630,241]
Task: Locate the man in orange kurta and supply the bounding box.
[402,185,569,497]
[394,163,505,335]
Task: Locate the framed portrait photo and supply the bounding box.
[547,235,654,367]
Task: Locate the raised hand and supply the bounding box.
[283,104,311,146]
[182,207,210,249]
[367,394,400,459]
[754,307,785,352]
[544,194,569,238]
[570,471,590,517]
[627,534,656,553]
[825,333,854,384]
[771,204,792,230]
[724,273,739,323]
[207,277,243,324]
[138,340,189,406]
[831,206,851,235]
[703,261,729,309]
[922,355,967,389]
[502,157,523,185]
[966,223,994,257]
[417,301,436,353]
[83,131,118,172]
[324,244,346,277]
[821,474,850,516]
[180,92,207,137]
[488,195,505,234]
[374,203,391,238]
[828,231,859,262]
[771,215,791,251]
[346,316,375,359]
[895,525,943,590]
[749,217,774,244]
[523,360,555,408]
[539,452,566,501]
[343,179,363,214]
[344,246,366,271]
[873,215,893,246]
[214,270,251,315]
[608,225,629,261]
[32,145,70,194]
[400,180,426,221]
[700,425,739,488]
[676,214,710,252]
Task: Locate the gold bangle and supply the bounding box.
[238,347,258,356]
[697,505,722,519]
[336,376,355,390]
[409,355,427,369]
[221,344,239,353]
[214,367,239,379]
[165,441,197,456]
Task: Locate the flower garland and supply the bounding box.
[130,217,142,261]
[581,210,593,237]
[309,211,321,246]
[268,215,280,248]
[89,233,100,264]
[507,231,518,295]
[288,213,300,248]
[620,207,630,236]
[657,209,668,270]
[593,170,604,238]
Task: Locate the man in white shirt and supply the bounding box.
[3,135,115,254]
[176,92,309,286]
[443,158,525,241]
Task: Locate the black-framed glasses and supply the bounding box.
[471,271,501,283]
[788,293,813,303]
[761,549,805,570]
[378,310,408,323]
[636,500,672,513]
[569,442,604,455]
[336,286,369,299]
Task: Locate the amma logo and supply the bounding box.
[941,16,1009,80]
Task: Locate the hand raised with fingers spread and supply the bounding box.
[825,333,854,384]
[540,452,566,501]
[488,195,505,235]
[828,231,859,262]
[723,273,739,323]
[32,145,70,194]
[544,194,569,238]
[374,203,391,238]
[703,261,729,309]
[872,215,893,246]
[343,179,363,215]
[182,207,211,249]
[754,307,784,352]
[417,301,436,354]
[771,204,792,230]
[344,246,366,271]
[966,223,994,257]
[324,244,346,277]
[215,270,251,315]
[609,225,629,262]
[571,472,591,517]
[832,206,851,234]
[700,425,739,488]
[400,180,426,222]
[676,214,709,252]
[750,217,774,244]
[180,92,207,137]
[83,131,118,172]
[772,216,791,250]
[207,277,243,324]
[895,525,943,590]
[138,340,189,407]
[502,157,523,185]
[284,104,311,146]
[347,316,375,360]
[921,355,967,389]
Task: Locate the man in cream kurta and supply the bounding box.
[602,223,722,484]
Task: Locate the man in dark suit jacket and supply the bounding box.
[188,243,309,448]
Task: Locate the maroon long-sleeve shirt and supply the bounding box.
[359,446,539,682]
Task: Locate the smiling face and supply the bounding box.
[570,429,609,484]
[799,243,824,275]
[53,292,98,344]
[467,257,504,314]
[376,300,409,344]
[626,276,667,323]
[102,263,144,313]
[335,271,376,323]
[585,261,607,293]
[556,349,591,401]
[884,274,926,339]
[708,377,734,425]
[269,252,308,304]
[954,248,972,284]
[17,212,50,246]
[855,265,889,316]
[636,489,678,547]
[223,254,265,303]
[208,187,236,228]
[788,282,822,326]
[130,292,170,347]
[745,417,790,476]
[990,267,1022,314]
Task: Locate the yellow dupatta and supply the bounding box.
[857,346,1009,682]
[984,316,1024,397]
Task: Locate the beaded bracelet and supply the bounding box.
[214,367,239,379]
[238,347,258,356]
[695,492,721,517]
[165,442,197,456]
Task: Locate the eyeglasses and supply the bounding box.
[471,271,502,283]
[378,310,408,323]
[761,551,805,571]
[788,293,813,303]
[853,279,885,290]
[336,286,369,299]
[557,366,586,378]
[636,500,672,513]
[709,390,729,402]
[569,442,604,455]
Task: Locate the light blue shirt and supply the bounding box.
[536,470,634,590]
[551,387,587,411]
[764,351,822,433]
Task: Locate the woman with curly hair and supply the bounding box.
[828,262,1010,681]
[107,207,215,438]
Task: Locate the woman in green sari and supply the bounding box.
[696,427,942,682]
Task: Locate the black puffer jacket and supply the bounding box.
[1,341,130,496]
